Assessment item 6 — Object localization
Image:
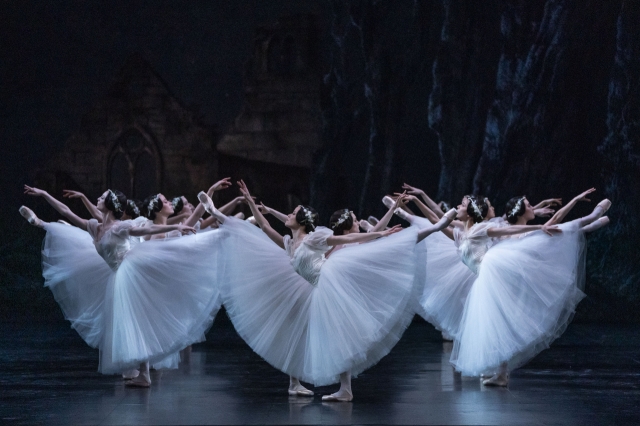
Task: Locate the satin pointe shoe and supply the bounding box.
[321,389,353,402]
[288,383,314,397]
[19,206,42,227]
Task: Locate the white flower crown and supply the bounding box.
[331,209,351,229]
[468,196,484,220]
[300,206,316,231]
[508,196,526,219]
[147,195,160,215]
[127,199,140,216]
[107,190,123,213]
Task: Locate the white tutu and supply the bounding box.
[94,220,224,374]
[42,223,110,348]
[218,217,419,385]
[418,231,476,338]
[451,221,586,376]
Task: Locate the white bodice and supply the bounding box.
[283,227,333,286]
[454,222,497,274]
[87,219,136,271]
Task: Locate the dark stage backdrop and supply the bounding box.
[1,0,639,323]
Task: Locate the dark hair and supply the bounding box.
[329,209,354,235]
[142,194,162,220]
[105,189,127,220]
[125,199,141,219]
[439,201,451,213]
[295,205,319,233]
[466,195,488,224]
[170,197,184,217]
[505,196,526,224]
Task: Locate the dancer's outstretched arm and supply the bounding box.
[416,209,458,243]
[372,193,408,231]
[532,198,562,210]
[326,226,402,246]
[62,190,102,221]
[182,178,232,227]
[237,180,285,248]
[24,185,90,230]
[130,224,196,237]
[258,203,288,224]
[545,188,595,226]
[488,223,561,238]
[394,194,457,240]
[402,183,444,218]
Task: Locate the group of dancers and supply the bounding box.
[19,178,611,401]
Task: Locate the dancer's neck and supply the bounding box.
[515,216,528,226]
[291,227,308,243]
[153,215,168,226]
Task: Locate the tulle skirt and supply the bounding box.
[218,217,419,385]
[451,221,586,376]
[419,231,476,338]
[42,223,110,348]
[99,230,224,374]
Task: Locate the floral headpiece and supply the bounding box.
[300,206,316,231]
[467,196,484,220]
[331,209,351,229]
[508,196,526,219]
[127,199,140,216]
[171,197,181,210]
[107,190,123,213]
[147,194,160,215]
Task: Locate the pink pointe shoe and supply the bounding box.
[246,216,258,226]
[596,199,612,216]
[125,372,151,388]
[288,383,314,397]
[482,373,509,387]
[19,206,42,227]
[234,212,245,220]
[321,389,353,402]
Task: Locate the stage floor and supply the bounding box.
[1,316,639,425]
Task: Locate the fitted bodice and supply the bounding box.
[283,227,333,286]
[454,222,498,274]
[86,219,136,271]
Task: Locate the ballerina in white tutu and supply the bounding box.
[197,181,456,401]
[451,189,611,386]
[21,183,228,387]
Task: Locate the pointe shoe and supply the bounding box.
[322,389,353,402]
[125,373,151,388]
[581,216,610,233]
[246,216,258,226]
[288,383,314,397]
[367,216,380,226]
[482,373,509,387]
[382,196,395,209]
[122,369,140,380]
[197,191,215,214]
[234,212,245,220]
[359,219,374,232]
[596,199,612,215]
[19,206,42,227]
[394,207,413,222]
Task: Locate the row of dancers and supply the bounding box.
[19,179,611,401]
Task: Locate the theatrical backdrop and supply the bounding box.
[1,0,639,323]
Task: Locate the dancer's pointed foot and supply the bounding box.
[234,212,245,220]
[122,369,140,380]
[197,191,215,214]
[288,383,314,397]
[19,206,43,228]
[482,373,509,387]
[382,196,395,209]
[321,388,353,402]
[125,372,151,388]
[359,219,374,232]
[367,216,379,226]
[582,216,610,233]
[394,207,413,222]
[597,199,612,215]
[246,216,257,225]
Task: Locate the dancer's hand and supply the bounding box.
[534,207,555,218]
[393,192,416,205]
[258,203,272,216]
[62,190,85,199]
[380,224,403,237]
[573,188,596,203]
[207,178,232,196]
[402,183,424,197]
[537,198,562,208]
[237,180,255,205]
[24,185,47,197]
[177,224,197,235]
[541,224,562,236]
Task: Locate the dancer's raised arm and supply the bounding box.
[371,193,409,232]
[487,223,561,238]
[62,190,102,221]
[545,188,595,226]
[326,225,403,246]
[402,183,444,218]
[258,203,288,224]
[24,185,90,230]
[236,180,285,248]
[416,209,458,242]
[182,178,232,227]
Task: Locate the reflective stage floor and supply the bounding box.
[2,316,639,425]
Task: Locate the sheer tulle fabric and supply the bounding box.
[218,217,418,386]
[451,221,586,376]
[42,223,110,348]
[97,228,224,374]
[418,230,476,338]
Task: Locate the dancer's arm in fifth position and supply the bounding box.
[62,190,102,221]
